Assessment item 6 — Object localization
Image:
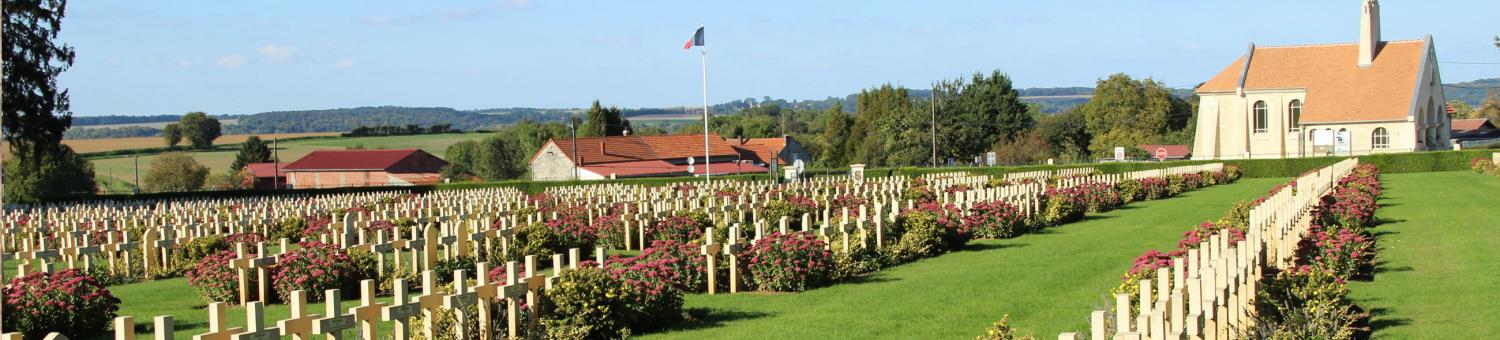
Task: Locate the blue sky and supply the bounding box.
[58,0,1500,116]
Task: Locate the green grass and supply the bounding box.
[1346,171,1500,338]
[87,133,490,184]
[642,177,1288,339]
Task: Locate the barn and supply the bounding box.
[282,149,448,188]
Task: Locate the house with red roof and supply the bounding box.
[528,133,768,181]
[730,136,812,167]
[282,149,448,188]
[1451,118,1499,142]
[1191,0,1450,159]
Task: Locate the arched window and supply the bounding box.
[1287,100,1302,132]
[1252,101,1268,133]
[1372,127,1389,149]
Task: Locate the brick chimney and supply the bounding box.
[1358,0,1380,68]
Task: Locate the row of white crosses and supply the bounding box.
[1061,159,1357,340]
[106,246,609,340]
[1124,163,1225,181]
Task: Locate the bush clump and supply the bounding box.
[964,200,1028,239]
[540,267,638,339]
[743,231,834,292]
[764,196,822,227]
[887,203,969,263]
[186,250,248,303]
[272,241,359,302]
[1,269,121,339]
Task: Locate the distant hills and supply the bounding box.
[66,78,1498,139]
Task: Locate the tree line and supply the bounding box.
[342,124,459,137]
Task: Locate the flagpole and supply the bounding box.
[700,42,710,185]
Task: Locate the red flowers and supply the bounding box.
[964,200,1028,239]
[2,270,120,338]
[744,232,833,292]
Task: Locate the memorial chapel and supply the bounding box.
[1191,0,1450,159]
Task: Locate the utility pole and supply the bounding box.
[273,138,280,189]
[133,155,141,194]
[930,86,938,168]
[571,115,579,181]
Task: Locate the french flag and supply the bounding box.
[682,27,704,49]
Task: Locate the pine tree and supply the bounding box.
[229,136,272,172]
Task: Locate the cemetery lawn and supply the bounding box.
[87,132,490,192]
[644,177,1289,339]
[1345,171,1500,338]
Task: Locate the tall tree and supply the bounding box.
[818,103,851,166]
[162,123,182,148]
[580,100,630,137]
[3,0,97,201]
[228,136,271,172]
[3,0,75,161]
[1079,73,1185,156]
[177,112,222,149]
[1448,100,1475,119]
[935,70,1032,162]
[850,84,911,166]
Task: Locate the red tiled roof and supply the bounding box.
[581,160,767,178]
[1452,118,1495,132]
[1138,144,1191,159]
[1196,40,1429,123]
[539,134,741,165]
[244,163,286,178]
[732,137,789,165]
[284,149,437,171]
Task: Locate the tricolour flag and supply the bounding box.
[682,27,704,49]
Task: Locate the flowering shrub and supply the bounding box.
[964,200,1029,239]
[1472,158,1497,174]
[272,241,359,302]
[1216,200,1254,231]
[1074,182,1123,213]
[828,194,868,211]
[299,216,333,239]
[364,220,395,234]
[545,207,599,251]
[1296,225,1371,279]
[639,240,708,291]
[650,214,707,245]
[744,232,834,292]
[599,255,684,329]
[887,203,968,263]
[225,232,266,245]
[1210,170,1229,185]
[764,196,821,227]
[1223,164,1243,182]
[186,250,245,303]
[171,235,231,276]
[1040,188,1085,226]
[1181,173,1205,190]
[975,315,1034,340]
[510,223,566,263]
[943,184,971,194]
[1138,177,1170,200]
[901,185,935,203]
[1314,187,1378,230]
[714,188,740,199]
[592,213,627,249]
[1112,249,1173,311]
[1,270,120,338]
[1175,221,1246,251]
[1166,175,1187,195]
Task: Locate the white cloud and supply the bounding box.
[176,59,196,68]
[258,44,297,60]
[216,54,246,67]
[335,59,356,69]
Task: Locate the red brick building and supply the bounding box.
[283,149,448,188]
[243,163,287,190]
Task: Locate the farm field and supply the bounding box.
[87,132,489,187]
[1345,171,1500,338]
[63,132,335,154]
[643,177,1288,339]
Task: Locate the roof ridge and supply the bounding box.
[1254,39,1424,50]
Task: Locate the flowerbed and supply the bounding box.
[2,270,120,338]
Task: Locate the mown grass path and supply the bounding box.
[1346,171,1500,338]
[644,177,1286,339]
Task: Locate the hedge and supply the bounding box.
[41,150,1494,203]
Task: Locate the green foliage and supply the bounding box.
[540,267,635,339]
[744,232,834,292]
[142,152,210,192]
[819,103,853,166]
[935,70,1034,162]
[177,112,223,149]
[511,223,565,263]
[850,84,913,166]
[162,124,182,148]
[2,145,97,202]
[65,125,160,139]
[228,136,272,172]
[2,0,75,162]
[886,205,966,264]
[1116,179,1144,203]
[1079,73,1193,156]
[974,315,1035,340]
[443,133,528,181]
[1252,267,1356,339]
[580,100,631,137]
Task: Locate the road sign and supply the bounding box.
[1113,147,1126,161]
[986,152,996,166]
[1155,147,1168,161]
[686,157,695,165]
[687,165,695,173]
